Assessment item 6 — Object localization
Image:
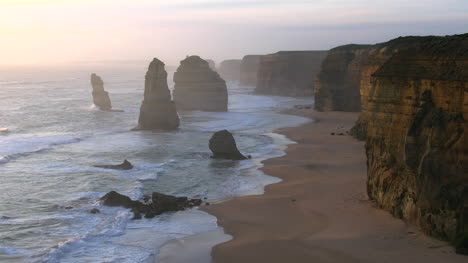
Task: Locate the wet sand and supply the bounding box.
[203,109,466,263]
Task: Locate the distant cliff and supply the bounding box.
[361,34,468,250]
[240,55,261,86]
[314,45,373,112]
[256,51,328,96]
[218,59,241,81]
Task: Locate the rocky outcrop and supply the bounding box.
[361,34,468,251]
[90,73,112,111]
[100,191,202,219]
[239,55,261,86]
[218,59,241,81]
[173,56,228,111]
[134,58,180,131]
[94,160,133,170]
[209,130,248,160]
[256,51,328,96]
[314,45,373,112]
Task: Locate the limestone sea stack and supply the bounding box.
[134,58,179,130]
[218,59,241,81]
[256,51,328,96]
[90,73,112,111]
[314,45,373,112]
[173,56,228,111]
[360,34,468,252]
[239,55,261,86]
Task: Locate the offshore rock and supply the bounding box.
[314,45,373,112]
[206,59,216,71]
[218,59,241,81]
[134,58,180,130]
[173,56,228,111]
[209,130,247,160]
[100,191,202,219]
[94,160,133,170]
[256,51,328,96]
[240,55,261,86]
[90,73,112,111]
[362,34,468,249]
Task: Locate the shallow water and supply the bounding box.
[0,62,311,263]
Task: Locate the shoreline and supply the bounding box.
[202,109,466,263]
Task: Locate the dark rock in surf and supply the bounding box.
[100,191,202,219]
[94,160,134,170]
[89,208,100,214]
[209,130,247,160]
[91,73,112,111]
[134,58,180,130]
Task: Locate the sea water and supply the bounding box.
[0,62,311,263]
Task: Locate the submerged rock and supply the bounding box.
[134,58,180,130]
[100,191,202,219]
[94,160,133,170]
[91,73,112,111]
[209,130,247,160]
[173,56,228,112]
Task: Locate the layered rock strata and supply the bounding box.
[362,34,468,249]
[173,56,228,111]
[218,59,241,81]
[90,73,112,111]
[314,45,373,112]
[256,51,328,96]
[239,55,261,86]
[134,58,180,130]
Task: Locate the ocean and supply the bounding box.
[0,62,311,263]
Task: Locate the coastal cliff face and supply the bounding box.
[135,58,179,130]
[362,34,468,245]
[218,59,241,81]
[314,45,373,112]
[239,55,261,86]
[90,73,112,111]
[256,51,328,96]
[173,56,228,111]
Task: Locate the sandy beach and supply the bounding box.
[203,109,466,263]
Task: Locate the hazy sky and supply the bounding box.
[1,0,467,65]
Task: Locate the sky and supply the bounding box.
[0,0,467,66]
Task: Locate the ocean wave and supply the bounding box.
[0,133,82,164]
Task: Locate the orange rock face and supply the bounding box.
[361,34,468,243]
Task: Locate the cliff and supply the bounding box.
[173,56,228,112]
[256,51,328,96]
[90,73,112,111]
[314,45,373,112]
[218,59,241,81]
[134,58,179,130]
[239,55,261,86]
[206,59,216,71]
[361,34,468,250]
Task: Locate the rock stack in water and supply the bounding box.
[218,59,241,81]
[134,58,179,130]
[90,73,112,111]
[209,130,247,160]
[173,56,228,111]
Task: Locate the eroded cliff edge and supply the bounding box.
[362,34,468,249]
[240,55,261,86]
[256,51,328,96]
[314,45,373,112]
